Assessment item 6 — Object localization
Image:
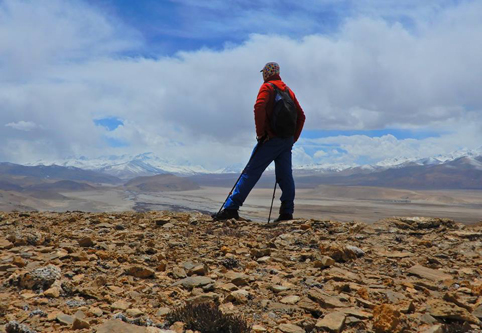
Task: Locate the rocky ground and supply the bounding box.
[1,211,482,333]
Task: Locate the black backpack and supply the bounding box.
[268,83,298,138]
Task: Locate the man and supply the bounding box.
[214,62,306,221]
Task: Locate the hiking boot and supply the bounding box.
[273,213,293,222]
[212,209,239,221]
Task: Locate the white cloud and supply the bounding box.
[0,0,481,169]
[5,121,39,131]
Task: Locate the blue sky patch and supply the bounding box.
[94,117,124,131]
[302,129,442,140]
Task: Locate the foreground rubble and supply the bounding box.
[1,211,482,332]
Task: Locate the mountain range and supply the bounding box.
[24,147,482,178]
[0,147,480,190]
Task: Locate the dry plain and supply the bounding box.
[47,185,482,224]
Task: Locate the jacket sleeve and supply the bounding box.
[254,83,272,138]
[291,91,306,142]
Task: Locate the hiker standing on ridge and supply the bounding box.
[214,62,306,222]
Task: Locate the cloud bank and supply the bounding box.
[1,0,481,169]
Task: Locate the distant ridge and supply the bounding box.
[125,174,200,192]
[0,163,121,184]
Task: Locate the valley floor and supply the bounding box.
[1,185,481,224]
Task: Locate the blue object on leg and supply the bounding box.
[225,137,295,213]
[224,142,274,210]
[275,140,295,214]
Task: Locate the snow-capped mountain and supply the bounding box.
[375,147,482,169]
[25,147,482,179]
[27,153,213,179]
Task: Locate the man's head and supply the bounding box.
[260,62,280,81]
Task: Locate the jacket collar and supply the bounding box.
[264,74,282,82]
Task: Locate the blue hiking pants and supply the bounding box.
[224,136,295,214]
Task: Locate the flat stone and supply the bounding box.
[78,237,95,247]
[252,324,267,332]
[226,290,250,304]
[96,319,176,333]
[314,256,335,268]
[0,238,14,249]
[280,295,300,305]
[340,307,373,319]
[309,289,348,308]
[126,308,144,317]
[407,265,452,282]
[315,312,346,332]
[225,271,249,286]
[177,276,214,289]
[57,313,75,325]
[427,299,480,325]
[278,323,305,333]
[72,317,90,330]
[111,300,131,311]
[125,266,155,278]
[270,285,290,293]
[90,307,103,317]
[172,267,187,279]
[473,305,482,319]
[156,307,171,316]
[43,286,60,298]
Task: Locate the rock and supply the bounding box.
[427,299,480,324]
[187,263,208,276]
[278,323,305,333]
[111,300,131,311]
[270,285,290,293]
[56,313,75,325]
[126,308,144,317]
[177,276,214,289]
[0,238,14,250]
[225,271,249,286]
[20,265,61,290]
[172,267,187,278]
[78,237,95,247]
[309,289,348,308]
[126,266,155,278]
[421,325,444,333]
[170,322,185,333]
[280,295,300,305]
[315,312,346,332]
[43,286,60,298]
[156,307,171,316]
[298,297,322,316]
[319,243,360,262]
[5,321,37,333]
[407,265,452,282]
[314,256,335,268]
[12,256,26,268]
[90,307,103,317]
[345,245,365,257]
[252,324,267,332]
[226,289,251,304]
[372,304,404,333]
[96,319,176,333]
[72,317,90,330]
[340,307,373,319]
[473,305,482,319]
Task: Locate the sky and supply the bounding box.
[1,0,482,170]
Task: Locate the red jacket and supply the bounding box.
[254,74,306,142]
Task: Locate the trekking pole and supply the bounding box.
[216,141,264,216]
[267,180,277,223]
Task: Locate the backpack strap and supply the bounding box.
[268,82,289,93]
